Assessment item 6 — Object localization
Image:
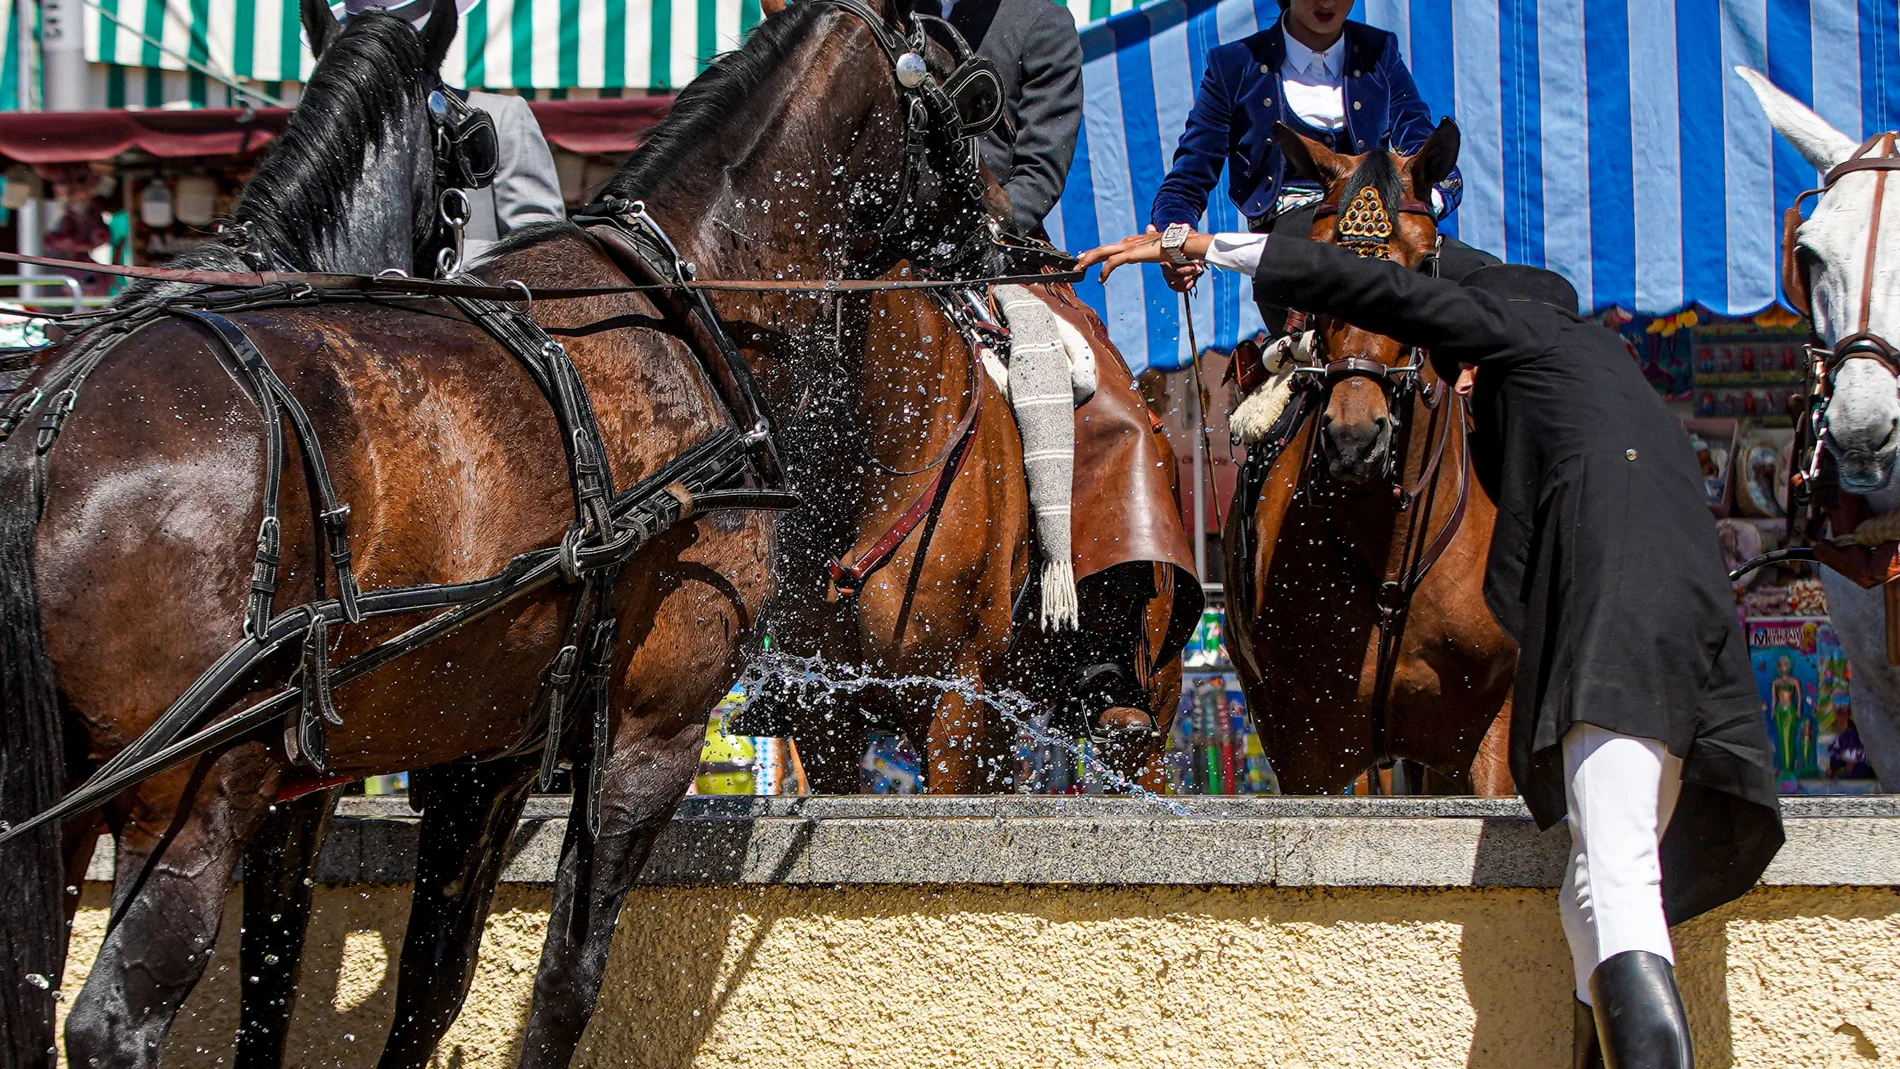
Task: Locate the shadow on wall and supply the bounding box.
[55,879,1900,1068]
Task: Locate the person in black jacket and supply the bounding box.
[1080,229,1783,1069]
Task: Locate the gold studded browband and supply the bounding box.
[1311,187,1436,258]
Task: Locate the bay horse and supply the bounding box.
[1740,70,1900,790]
[1223,123,1516,795]
[0,4,991,1069]
[737,269,1199,793]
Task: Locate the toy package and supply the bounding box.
[1183,608,1227,668]
[1746,617,1878,793]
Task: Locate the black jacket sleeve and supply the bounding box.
[1252,237,1558,376]
[1002,3,1083,231]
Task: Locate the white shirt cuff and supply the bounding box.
[1430,188,1447,217]
[1203,233,1270,277]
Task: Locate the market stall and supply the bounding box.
[0,96,669,297]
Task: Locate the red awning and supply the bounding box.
[0,97,673,165]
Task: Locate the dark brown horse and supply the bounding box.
[1223,124,1515,796]
[734,266,1199,794]
[0,4,991,1069]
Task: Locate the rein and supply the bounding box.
[0,247,1082,321]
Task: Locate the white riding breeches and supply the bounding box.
[1559,723,1685,1004]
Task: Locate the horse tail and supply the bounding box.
[0,460,63,1069]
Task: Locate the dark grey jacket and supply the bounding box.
[940,0,1082,232]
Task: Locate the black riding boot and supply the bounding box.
[1574,998,1604,1069]
[1588,951,1693,1069]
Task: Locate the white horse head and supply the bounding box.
[1740,68,1900,492]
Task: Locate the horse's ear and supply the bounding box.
[302,0,341,59]
[1737,67,1859,175]
[1408,118,1460,197]
[1275,122,1348,186]
[760,0,787,13]
[418,0,458,71]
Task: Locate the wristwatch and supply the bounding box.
[1160,222,1193,267]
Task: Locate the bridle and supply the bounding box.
[1781,131,1900,524]
[1235,182,1470,784]
[221,79,499,281]
[1288,192,1442,488]
[426,84,500,278]
[816,0,1001,277]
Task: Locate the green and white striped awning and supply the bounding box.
[70,0,1139,108]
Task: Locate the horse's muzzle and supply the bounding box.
[1321,414,1391,485]
[1835,444,1899,494]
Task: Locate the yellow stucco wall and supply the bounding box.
[57,882,1900,1068]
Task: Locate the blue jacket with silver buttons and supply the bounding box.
[1149,20,1461,228]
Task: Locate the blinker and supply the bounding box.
[429,87,500,191]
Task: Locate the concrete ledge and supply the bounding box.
[83,794,1900,888]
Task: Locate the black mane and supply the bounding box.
[603,1,827,200]
[119,10,434,302]
[1333,148,1404,240]
[236,10,436,265]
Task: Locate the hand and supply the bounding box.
[1455,366,1477,397]
[1079,227,1212,284]
[1162,260,1203,293]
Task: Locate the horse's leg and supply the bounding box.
[234,785,339,1069]
[1467,698,1515,797]
[514,744,700,1069]
[64,754,277,1069]
[923,686,1013,792]
[377,758,536,1069]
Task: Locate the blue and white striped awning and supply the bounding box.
[1043,0,1900,374]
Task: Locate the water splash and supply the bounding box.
[732,649,1192,816]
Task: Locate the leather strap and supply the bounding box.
[828,291,986,599]
[172,308,367,635]
[1311,198,1436,219]
[0,247,1083,304]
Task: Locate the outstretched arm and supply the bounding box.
[1078,231,1551,371]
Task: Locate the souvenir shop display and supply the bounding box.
[1690,319,1807,424]
[862,732,922,794]
[1746,617,1878,793]
[689,690,812,796]
[1682,417,1738,515]
[1169,673,1275,795]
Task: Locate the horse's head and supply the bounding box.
[233,0,461,276]
[1278,119,1460,486]
[833,0,1003,274]
[1742,68,1900,492]
[611,0,996,283]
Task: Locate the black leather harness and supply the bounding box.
[0,212,796,847]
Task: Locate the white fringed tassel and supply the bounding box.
[996,284,1079,631]
[1040,552,1079,631]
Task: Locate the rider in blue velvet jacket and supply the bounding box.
[1149,13,1462,231]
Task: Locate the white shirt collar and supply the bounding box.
[1281,20,1344,80]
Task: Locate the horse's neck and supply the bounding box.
[239,111,429,274]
